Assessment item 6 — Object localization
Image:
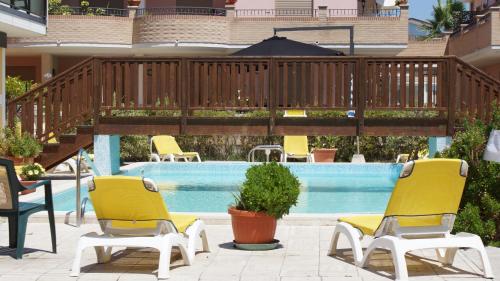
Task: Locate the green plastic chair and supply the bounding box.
[0,158,56,259]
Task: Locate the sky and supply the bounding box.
[409,0,438,21]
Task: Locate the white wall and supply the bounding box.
[313,0,357,9]
[235,0,275,10]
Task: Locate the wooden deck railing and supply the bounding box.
[8,57,94,142]
[7,56,500,141]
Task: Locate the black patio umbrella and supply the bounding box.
[231,36,344,56]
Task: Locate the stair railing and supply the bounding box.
[7,57,95,143]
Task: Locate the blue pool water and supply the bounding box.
[47,162,402,213]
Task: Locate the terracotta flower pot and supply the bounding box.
[226,0,237,4]
[228,207,277,244]
[19,180,37,195]
[313,148,337,163]
[128,0,141,7]
[6,156,34,165]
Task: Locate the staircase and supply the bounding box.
[38,125,94,169]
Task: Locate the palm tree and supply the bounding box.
[424,0,465,38]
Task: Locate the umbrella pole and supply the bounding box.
[356,136,360,155]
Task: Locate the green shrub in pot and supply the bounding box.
[235,162,301,219]
[6,130,42,159]
[230,162,301,245]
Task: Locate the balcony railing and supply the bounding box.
[0,0,46,23]
[328,8,401,17]
[136,7,226,16]
[235,8,400,18]
[235,9,316,17]
[48,6,129,17]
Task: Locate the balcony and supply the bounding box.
[447,6,500,65]
[7,5,408,56]
[0,0,47,36]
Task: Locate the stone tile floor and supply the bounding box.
[0,222,498,281]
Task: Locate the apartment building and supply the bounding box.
[5,0,408,83]
[0,0,47,126]
[447,0,500,79]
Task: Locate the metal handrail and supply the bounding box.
[75,148,99,227]
[247,145,284,162]
[80,197,89,224]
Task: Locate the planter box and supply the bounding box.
[5,156,34,166]
[313,148,337,163]
[19,180,37,195]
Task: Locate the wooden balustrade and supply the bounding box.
[8,57,94,142]
[7,56,500,141]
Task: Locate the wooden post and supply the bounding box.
[447,57,457,136]
[269,58,276,136]
[356,58,366,136]
[180,58,188,135]
[92,58,102,135]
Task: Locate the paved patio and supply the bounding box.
[0,221,498,281]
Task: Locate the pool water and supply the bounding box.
[47,162,402,214]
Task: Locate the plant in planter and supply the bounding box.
[19,163,45,195]
[5,129,43,164]
[229,162,300,247]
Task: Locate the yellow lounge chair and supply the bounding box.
[282,110,314,163]
[70,176,209,279]
[329,159,493,281]
[150,135,201,162]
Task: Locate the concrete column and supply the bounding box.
[94,135,121,175]
[318,6,327,22]
[41,53,54,82]
[225,4,235,18]
[428,136,452,158]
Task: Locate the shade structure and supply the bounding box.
[231,36,344,56]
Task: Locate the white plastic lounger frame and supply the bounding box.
[328,160,494,281]
[329,220,493,281]
[281,153,315,163]
[70,219,209,279]
[70,178,210,279]
[149,138,201,163]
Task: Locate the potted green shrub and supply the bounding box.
[5,130,43,165]
[19,163,45,195]
[228,162,300,247]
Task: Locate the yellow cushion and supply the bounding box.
[171,214,198,233]
[110,214,198,233]
[284,136,309,156]
[385,159,465,218]
[152,135,184,155]
[338,215,384,236]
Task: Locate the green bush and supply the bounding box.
[309,136,427,162]
[4,129,42,158]
[48,0,72,15]
[120,135,150,162]
[438,106,500,245]
[6,76,35,100]
[234,162,300,219]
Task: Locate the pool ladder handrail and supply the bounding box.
[76,148,97,227]
[247,145,284,162]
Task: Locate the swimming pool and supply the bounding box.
[47,162,402,214]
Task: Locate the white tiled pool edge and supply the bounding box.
[27,211,373,226]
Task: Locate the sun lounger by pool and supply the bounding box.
[150,135,201,162]
[70,176,209,279]
[281,110,314,163]
[329,159,493,281]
